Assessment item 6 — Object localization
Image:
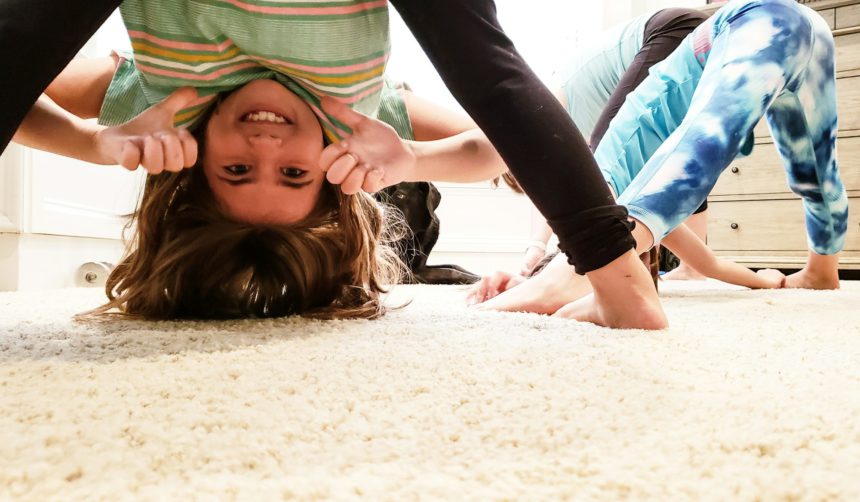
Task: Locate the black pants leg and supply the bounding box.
[0,0,121,152]
[390,0,636,273]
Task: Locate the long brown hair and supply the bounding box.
[88,102,405,320]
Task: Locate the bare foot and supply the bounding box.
[784,252,840,290]
[662,263,707,281]
[474,252,592,314]
[554,249,668,330]
[785,268,840,289]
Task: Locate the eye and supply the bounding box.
[281,167,307,178]
[224,164,251,175]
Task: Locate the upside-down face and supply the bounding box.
[202,79,327,224]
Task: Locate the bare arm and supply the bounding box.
[14,86,200,174]
[662,224,784,289]
[320,96,509,190]
[399,88,507,183]
[400,89,477,140]
[13,56,198,173]
[12,56,118,162]
[12,94,107,164]
[44,56,117,119]
[403,129,508,183]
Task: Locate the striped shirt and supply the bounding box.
[98,0,405,141]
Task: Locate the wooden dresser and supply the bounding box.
[702,0,860,270]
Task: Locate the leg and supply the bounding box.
[390,0,665,328]
[475,252,592,314]
[0,0,122,152]
[590,8,708,150]
[618,3,816,252]
[765,12,846,289]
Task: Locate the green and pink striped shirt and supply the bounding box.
[99,0,411,141]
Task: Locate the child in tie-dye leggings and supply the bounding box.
[600,0,847,289]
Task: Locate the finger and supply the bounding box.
[487,271,511,292]
[325,152,359,185]
[142,135,165,174]
[177,128,198,167]
[119,141,143,171]
[159,133,184,172]
[340,163,372,195]
[468,277,492,305]
[321,96,368,130]
[361,167,384,193]
[481,276,497,302]
[153,87,199,118]
[319,140,351,172]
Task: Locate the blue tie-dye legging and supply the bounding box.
[605,0,847,255]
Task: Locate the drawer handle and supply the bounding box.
[730,223,739,230]
[731,167,740,174]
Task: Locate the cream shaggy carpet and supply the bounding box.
[2,280,860,501]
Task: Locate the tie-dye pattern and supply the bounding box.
[600,0,847,255]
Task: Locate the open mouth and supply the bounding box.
[240,110,291,124]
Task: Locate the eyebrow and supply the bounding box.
[217,177,314,189]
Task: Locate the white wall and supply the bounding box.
[387,2,603,109]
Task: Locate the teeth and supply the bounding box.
[243,111,287,123]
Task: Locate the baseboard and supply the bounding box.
[0,234,126,292]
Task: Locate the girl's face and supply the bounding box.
[203,80,326,224]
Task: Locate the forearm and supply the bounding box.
[529,204,553,243]
[709,259,778,289]
[663,225,771,288]
[404,129,508,183]
[12,95,108,164]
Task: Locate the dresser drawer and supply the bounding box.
[712,136,860,196]
[836,3,860,29]
[707,197,860,252]
[836,31,860,74]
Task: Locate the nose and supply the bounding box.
[248,133,283,147]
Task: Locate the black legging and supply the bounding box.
[1,0,635,274]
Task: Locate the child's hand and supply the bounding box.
[465,271,526,305]
[319,97,416,195]
[521,246,546,276]
[93,87,199,174]
[756,268,786,289]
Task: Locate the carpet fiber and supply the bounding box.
[2,281,860,500]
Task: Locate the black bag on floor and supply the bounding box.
[376,181,480,285]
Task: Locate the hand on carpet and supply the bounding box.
[465,271,526,306]
[755,268,787,289]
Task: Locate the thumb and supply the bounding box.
[321,96,367,130]
[152,87,199,118]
